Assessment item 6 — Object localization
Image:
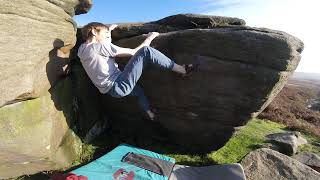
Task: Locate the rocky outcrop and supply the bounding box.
[241,148,320,180]
[0,78,82,179]
[0,10,304,177]
[266,131,308,155]
[0,0,91,107]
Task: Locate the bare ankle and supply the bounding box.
[146,110,155,120]
[172,63,186,75]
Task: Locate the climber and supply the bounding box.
[77,22,198,121]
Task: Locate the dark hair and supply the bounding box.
[81,22,108,40]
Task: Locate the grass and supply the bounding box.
[165,154,213,166]
[297,133,320,156]
[72,143,97,166]
[207,118,286,164]
[167,118,320,165]
[12,117,320,179]
[298,144,320,156]
[73,118,288,166]
[65,118,320,167]
[165,118,287,165]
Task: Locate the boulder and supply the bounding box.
[266,131,308,155]
[240,148,320,180]
[71,15,247,146]
[0,77,82,179]
[106,26,303,149]
[293,152,320,173]
[0,0,91,107]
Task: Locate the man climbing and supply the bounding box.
[77,22,197,120]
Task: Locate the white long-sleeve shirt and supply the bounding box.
[77,41,122,94]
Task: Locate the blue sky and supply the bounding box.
[74,0,207,25]
[75,0,319,73]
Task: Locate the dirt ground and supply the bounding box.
[258,72,320,137]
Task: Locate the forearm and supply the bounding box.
[115,47,135,57]
[115,32,159,57]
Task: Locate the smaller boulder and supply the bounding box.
[266,131,307,155]
[111,14,246,41]
[152,14,246,28]
[293,152,320,173]
[240,148,320,180]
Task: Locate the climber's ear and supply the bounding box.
[91,28,98,36]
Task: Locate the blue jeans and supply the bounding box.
[108,46,175,111]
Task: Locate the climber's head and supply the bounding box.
[81,22,109,43]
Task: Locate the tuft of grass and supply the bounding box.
[72,143,97,166]
[298,144,320,156]
[298,133,320,156]
[207,118,286,164]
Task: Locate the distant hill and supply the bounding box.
[258,71,320,137]
[291,72,320,81]
[287,72,320,89]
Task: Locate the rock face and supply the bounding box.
[71,14,304,151]
[0,0,91,107]
[0,78,82,179]
[108,26,303,149]
[241,148,320,180]
[266,132,308,155]
[0,0,91,178]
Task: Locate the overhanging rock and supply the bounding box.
[107,26,303,149]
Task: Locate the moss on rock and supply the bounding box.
[0,77,83,179]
